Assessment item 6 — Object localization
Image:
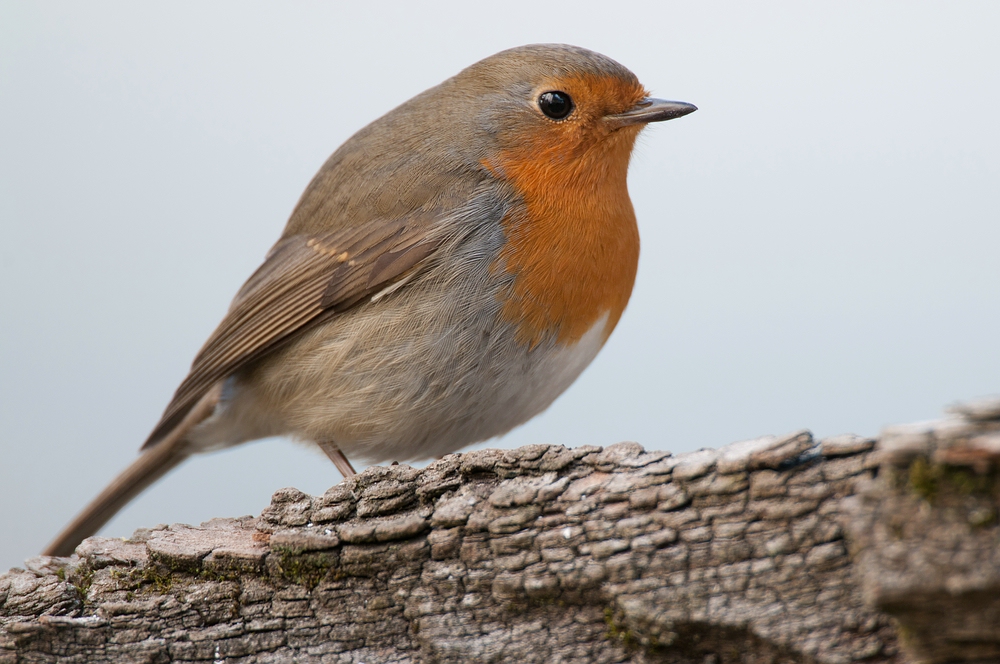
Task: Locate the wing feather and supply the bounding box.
[142,217,441,449]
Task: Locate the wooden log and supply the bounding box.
[2,398,998,663]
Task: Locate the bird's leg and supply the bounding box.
[317,440,357,478]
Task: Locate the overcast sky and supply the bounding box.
[2,2,998,572]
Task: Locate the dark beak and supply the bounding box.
[605,98,698,129]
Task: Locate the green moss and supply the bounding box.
[907,457,999,504]
[604,607,640,651]
[147,551,202,576]
[70,566,95,600]
[944,466,994,495]
[275,551,337,589]
[196,567,244,583]
[99,554,255,600]
[908,457,938,502]
[110,565,174,595]
[527,596,567,608]
[895,623,917,652]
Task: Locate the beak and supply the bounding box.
[605,98,698,129]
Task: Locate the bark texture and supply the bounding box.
[2,398,999,663]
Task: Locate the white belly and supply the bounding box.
[188,261,611,463]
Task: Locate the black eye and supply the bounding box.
[538,91,573,120]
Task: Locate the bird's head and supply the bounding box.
[454,44,696,186]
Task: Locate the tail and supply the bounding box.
[43,387,221,557]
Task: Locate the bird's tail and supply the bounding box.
[43,387,220,557]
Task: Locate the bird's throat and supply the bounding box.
[490,130,641,349]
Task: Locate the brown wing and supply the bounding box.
[141,217,441,449]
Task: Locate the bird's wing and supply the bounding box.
[142,216,442,449]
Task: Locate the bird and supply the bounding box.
[43,43,696,557]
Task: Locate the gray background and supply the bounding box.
[2,2,998,573]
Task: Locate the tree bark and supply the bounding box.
[2,398,998,663]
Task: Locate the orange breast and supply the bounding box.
[490,125,642,348]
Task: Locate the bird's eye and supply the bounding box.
[538,91,573,120]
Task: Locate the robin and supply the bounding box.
[44,44,696,556]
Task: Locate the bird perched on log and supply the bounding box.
[45,44,696,557]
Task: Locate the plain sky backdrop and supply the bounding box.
[2,2,998,572]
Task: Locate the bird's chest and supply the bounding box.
[493,181,640,349]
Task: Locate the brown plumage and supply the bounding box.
[44,44,695,557]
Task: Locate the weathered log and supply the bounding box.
[2,398,998,663]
